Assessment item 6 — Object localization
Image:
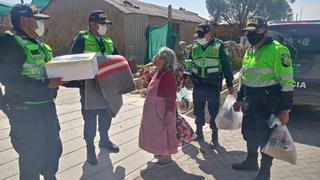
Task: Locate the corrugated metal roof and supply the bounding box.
[105,0,207,23]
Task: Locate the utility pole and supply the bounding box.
[168,5,172,24]
[300,5,303,21]
[21,0,24,3]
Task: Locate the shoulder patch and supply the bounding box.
[281,54,291,67]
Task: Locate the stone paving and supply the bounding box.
[0,88,319,180]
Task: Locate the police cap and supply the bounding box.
[193,22,211,38]
[10,4,50,21]
[242,16,267,32]
[88,10,112,24]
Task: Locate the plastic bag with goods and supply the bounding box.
[176,87,191,113]
[262,114,297,165]
[215,95,242,130]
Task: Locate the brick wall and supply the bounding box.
[42,0,125,56]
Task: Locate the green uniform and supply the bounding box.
[186,37,234,144]
[79,31,114,54]
[236,37,294,180]
[0,30,62,180]
[238,38,294,110]
[2,31,56,105]
[14,33,53,79]
[64,30,120,156]
[189,38,223,79]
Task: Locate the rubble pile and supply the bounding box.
[224,40,246,70]
[132,63,156,97]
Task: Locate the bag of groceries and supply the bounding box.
[176,87,191,113]
[262,114,297,164]
[215,95,242,130]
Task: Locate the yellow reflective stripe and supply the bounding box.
[23,63,35,68]
[193,58,221,66]
[279,73,293,81]
[22,63,46,78]
[206,58,220,65]
[244,66,274,74]
[242,79,278,87]
[207,67,220,73]
[23,99,53,105]
[194,57,220,61]
[281,85,294,92]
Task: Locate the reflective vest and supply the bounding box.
[9,31,55,105]
[79,31,113,54]
[241,40,294,92]
[191,39,222,78]
[14,34,52,79]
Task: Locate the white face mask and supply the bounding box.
[35,20,45,37]
[97,24,107,36]
[197,38,207,45]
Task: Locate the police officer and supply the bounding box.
[186,23,234,148]
[64,10,119,165]
[0,4,62,180]
[232,17,294,180]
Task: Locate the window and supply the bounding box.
[269,24,320,56]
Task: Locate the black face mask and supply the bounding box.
[247,32,265,46]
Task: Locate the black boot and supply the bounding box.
[195,125,204,141]
[209,130,219,149]
[99,139,120,153]
[86,145,98,165]
[43,174,57,180]
[255,153,272,180]
[99,131,120,153]
[232,152,259,171]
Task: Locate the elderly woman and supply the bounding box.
[139,47,178,167]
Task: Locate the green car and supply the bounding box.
[269,21,320,105]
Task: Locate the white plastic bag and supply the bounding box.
[262,114,297,165]
[215,95,243,130]
[176,87,191,113]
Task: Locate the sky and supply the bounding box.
[138,0,320,21]
[1,0,319,20]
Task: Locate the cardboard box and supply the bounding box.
[45,53,98,81]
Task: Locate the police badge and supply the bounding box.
[281,54,291,67]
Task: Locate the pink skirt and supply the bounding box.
[139,96,178,155]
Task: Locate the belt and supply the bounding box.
[192,76,222,85]
[3,99,53,110]
[23,99,53,105]
[243,85,280,97]
[2,104,30,110]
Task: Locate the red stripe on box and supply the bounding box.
[98,59,127,69]
[97,64,130,79]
